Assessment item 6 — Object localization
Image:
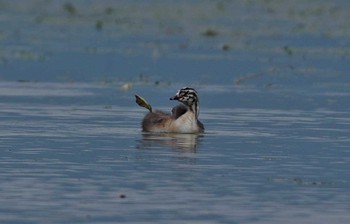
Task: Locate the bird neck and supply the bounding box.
[189,101,199,120]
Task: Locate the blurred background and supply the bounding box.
[1,0,349,87]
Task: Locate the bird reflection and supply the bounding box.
[136,133,203,152]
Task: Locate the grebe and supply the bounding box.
[135,87,204,133]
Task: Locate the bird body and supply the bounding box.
[135,87,204,134]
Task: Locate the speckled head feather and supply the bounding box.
[170,87,199,118]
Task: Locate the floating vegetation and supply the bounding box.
[270,177,338,186]
[222,44,231,51]
[63,2,77,15]
[283,46,293,55]
[119,194,126,199]
[95,20,103,30]
[202,29,218,37]
[105,7,114,15]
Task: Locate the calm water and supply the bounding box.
[0,82,349,224]
[1,1,350,223]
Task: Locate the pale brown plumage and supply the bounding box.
[135,87,204,134]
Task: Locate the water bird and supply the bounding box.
[135,87,204,133]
